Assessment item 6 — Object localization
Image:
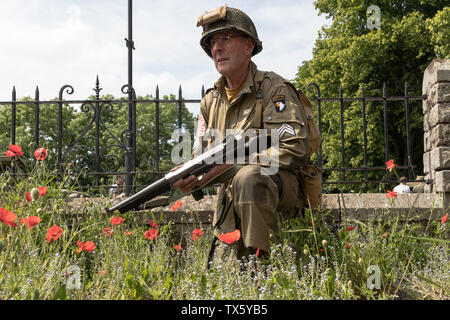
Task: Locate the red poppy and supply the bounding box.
[149,220,160,228]
[382,233,387,238]
[192,229,203,241]
[34,147,47,161]
[385,159,397,171]
[99,270,107,275]
[123,230,133,235]
[345,244,351,248]
[76,240,96,253]
[103,227,112,236]
[319,248,325,252]
[256,248,261,257]
[20,216,42,229]
[25,192,32,202]
[0,207,18,227]
[346,225,355,231]
[5,144,24,158]
[38,186,47,196]
[218,229,241,245]
[171,200,183,211]
[46,225,63,243]
[110,216,124,225]
[441,214,448,224]
[5,150,16,157]
[174,244,182,251]
[144,228,159,240]
[385,190,398,199]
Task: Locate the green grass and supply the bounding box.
[0,160,448,300]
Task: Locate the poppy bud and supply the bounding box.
[303,248,308,255]
[322,240,327,246]
[31,188,40,201]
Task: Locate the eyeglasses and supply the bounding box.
[208,34,243,49]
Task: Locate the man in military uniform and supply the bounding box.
[173,5,309,260]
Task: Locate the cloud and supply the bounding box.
[0,0,328,116]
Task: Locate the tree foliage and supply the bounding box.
[295,1,449,192]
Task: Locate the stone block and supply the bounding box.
[435,170,450,192]
[424,147,450,174]
[423,59,450,95]
[428,82,450,105]
[424,173,434,193]
[424,130,431,153]
[423,151,430,174]
[423,99,431,115]
[425,103,450,130]
[338,193,444,221]
[429,124,450,149]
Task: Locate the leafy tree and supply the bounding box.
[295,1,449,192]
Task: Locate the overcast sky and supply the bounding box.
[0,0,329,115]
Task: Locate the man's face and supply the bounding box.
[209,31,255,79]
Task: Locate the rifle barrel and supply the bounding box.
[106,177,171,214]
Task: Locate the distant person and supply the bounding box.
[411,175,425,193]
[393,176,411,194]
[110,175,126,198]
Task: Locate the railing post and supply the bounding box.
[178,85,183,133]
[10,86,16,176]
[94,76,102,188]
[404,82,413,180]
[361,84,368,181]
[11,86,16,146]
[34,86,40,151]
[155,85,160,179]
[339,83,346,182]
[382,82,390,181]
[125,0,135,195]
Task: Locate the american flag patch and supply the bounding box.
[196,114,206,137]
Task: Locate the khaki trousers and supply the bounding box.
[213,164,305,260]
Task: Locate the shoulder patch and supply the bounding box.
[272,95,286,112]
[277,123,296,139]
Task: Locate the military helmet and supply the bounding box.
[197,5,263,58]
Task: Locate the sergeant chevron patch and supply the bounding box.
[277,123,296,138]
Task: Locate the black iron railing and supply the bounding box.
[306,82,427,186]
[0,79,427,192]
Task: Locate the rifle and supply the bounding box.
[106,132,271,214]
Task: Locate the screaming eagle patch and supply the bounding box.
[272,95,286,112]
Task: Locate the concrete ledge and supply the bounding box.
[66,193,447,227]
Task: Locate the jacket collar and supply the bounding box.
[213,61,258,95]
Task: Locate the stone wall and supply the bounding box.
[423,59,450,209]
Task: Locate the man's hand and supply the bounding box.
[172,163,232,193]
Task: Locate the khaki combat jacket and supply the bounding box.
[194,61,309,237]
[195,61,309,169]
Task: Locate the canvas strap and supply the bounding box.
[252,71,266,129]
